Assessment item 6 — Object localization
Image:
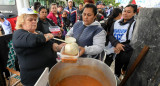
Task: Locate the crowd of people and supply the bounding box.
[0,0,140,85]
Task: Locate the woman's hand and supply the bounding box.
[58,43,66,51]
[114,47,121,54]
[57,31,62,38]
[79,46,85,57]
[116,43,125,52]
[53,43,66,52]
[60,27,64,32]
[44,33,54,41]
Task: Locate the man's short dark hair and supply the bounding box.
[84,4,97,16]
[79,3,83,6]
[34,2,41,10]
[58,5,63,8]
[62,11,68,15]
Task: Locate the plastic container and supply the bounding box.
[60,47,79,63]
[49,26,60,36]
[65,37,76,43]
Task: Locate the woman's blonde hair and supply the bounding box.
[15,14,38,29]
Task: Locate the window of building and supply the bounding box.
[0,0,15,5]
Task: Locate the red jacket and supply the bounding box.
[7,17,17,32]
[47,12,62,26]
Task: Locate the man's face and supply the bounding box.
[58,7,63,12]
[79,4,83,10]
[68,1,73,7]
[51,5,57,14]
[62,12,67,18]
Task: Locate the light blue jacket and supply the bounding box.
[0,18,12,35]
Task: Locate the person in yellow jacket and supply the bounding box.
[33,2,41,13]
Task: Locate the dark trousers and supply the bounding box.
[0,68,6,86]
[105,53,114,66]
[115,50,133,77]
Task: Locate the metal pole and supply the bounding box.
[16,0,24,15]
[16,0,30,15]
[24,0,30,8]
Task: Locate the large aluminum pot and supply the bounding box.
[49,58,117,86]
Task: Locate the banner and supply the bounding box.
[116,0,160,7]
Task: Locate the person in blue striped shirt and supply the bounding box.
[0,13,12,35]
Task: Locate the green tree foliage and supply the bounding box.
[99,0,120,7]
[74,0,120,7]
[129,0,133,4]
[74,0,84,6]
